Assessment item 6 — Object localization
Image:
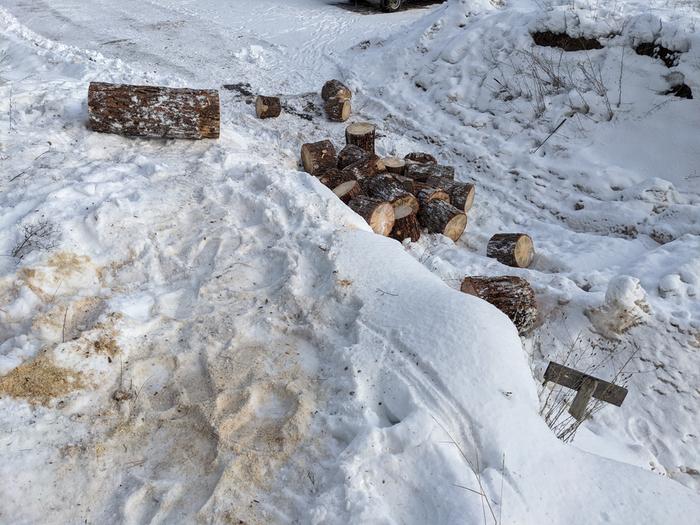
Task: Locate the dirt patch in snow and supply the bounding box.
[532,31,602,51]
[635,42,682,68]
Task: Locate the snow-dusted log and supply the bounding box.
[255,95,282,119]
[343,155,384,179]
[321,79,352,101]
[390,205,421,243]
[324,97,351,122]
[316,167,356,189]
[404,163,455,182]
[88,82,220,139]
[333,180,363,204]
[404,152,437,165]
[345,122,376,154]
[338,145,369,169]
[301,139,337,175]
[416,187,450,208]
[460,276,537,335]
[361,173,419,214]
[418,200,467,241]
[383,157,406,175]
[424,175,475,212]
[348,196,395,236]
[487,233,535,268]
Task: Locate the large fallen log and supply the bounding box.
[301,140,337,175]
[390,206,421,243]
[424,175,475,213]
[255,95,282,119]
[324,97,351,122]
[418,200,467,241]
[88,82,220,139]
[345,122,376,155]
[337,145,369,169]
[487,233,535,268]
[348,196,395,236]
[361,174,419,214]
[404,163,455,182]
[460,276,537,335]
[321,79,352,101]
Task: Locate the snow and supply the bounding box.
[0,0,699,523]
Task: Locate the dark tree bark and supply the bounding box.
[321,79,352,101]
[404,152,437,165]
[301,139,337,175]
[361,174,419,214]
[316,167,356,189]
[345,122,376,155]
[348,196,395,236]
[337,144,369,169]
[255,95,282,119]
[324,97,351,122]
[417,200,467,241]
[487,233,535,268]
[404,163,455,182]
[390,206,421,243]
[342,155,384,179]
[423,176,475,212]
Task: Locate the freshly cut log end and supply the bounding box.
[345,122,376,155]
[404,163,456,182]
[383,157,406,175]
[321,79,352,101]
[487,233,535,268]
[255,95,282,119]
[88,82,220,139]
[404,152,437,165]
[337,144,369,169]
[324,97,351,122]
[316,167,355,189]
[361,174,419,214]
[418,200,467,242]
[348,196,395,236]
[390,206,421,242]
[460,276,538,335]
[301,140,337,175]
[342,155,384,180]
[333,180,363,204]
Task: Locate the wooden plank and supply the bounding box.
[543,361,628,407]
[569,377,597,421]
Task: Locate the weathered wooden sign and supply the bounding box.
[543,361,628,421]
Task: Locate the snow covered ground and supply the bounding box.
[0,0,698,523]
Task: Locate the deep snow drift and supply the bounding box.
[0,0,699,523]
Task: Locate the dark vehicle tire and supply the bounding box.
[381,0,403,12]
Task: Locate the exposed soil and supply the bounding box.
[635,42,681,68]
[532,31,603,51]
[665,83,693,99]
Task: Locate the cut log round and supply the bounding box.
[487,233,535,268]
[345,122,376,155]
[321,79,352,101]
[333,180,363,204]
[394,175,416,194]
[404,163,455,182]
[342,155,384,180]
[348,196,395,236]
[316,167,356,189]
[324,97,351,122]
[404,152,437,165]
[88,82,220,139]
[418,200,467,242]
[361,174,419,214]
[390,205,421,243]
[255,95,282,119]
[338,144,369,169]
[424,176,475,212]
[301,140,337,175]
[460,276,537,335]
[383,157,406,176]
[416,187,450,208]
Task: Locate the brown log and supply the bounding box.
[345,122,376,155]
[324,97,351,122]
[394,175,416,194]
[460,276,537,335]
[316,167,356,189]
[255,95,282,119]
[383,157,406,175]
[417,200,467,242]
[342,155,384,180]
[404,152,437,165]
[301,140,337,175]
[338,145,369,169]
[424,176,475,212]
[333,180,363,204]
[348,196,395,236]
[390,206,421,243]
[361,174,419,214]
[321,79,352,101]
[487,233,535,268]
[88,82,220,139]
[404,163,455,182]
[416,187,450,208]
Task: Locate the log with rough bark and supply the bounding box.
[301,140,337,175]
[416,187,450,208]
[88,82,220,139]
[321,79,352,101]
[348,196,395,236]
[423,176,475,212]
[404,152,437,165]
[345,122,376,154]
[390,206,421,243]
[460,276,537,335]
[342,155,384,180]
[361,174,419,214]
[417,200,467,241]
[337,144,369,169]
[333,180,363,204]
[404,163,455,182]
[316,167,356,189]
[255,95,282,119]
[324,97,351,122]
[383,157,406,175]
[487,233,535,268]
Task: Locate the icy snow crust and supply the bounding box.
[0,0,698,523]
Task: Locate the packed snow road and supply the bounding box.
[1,0,699,523]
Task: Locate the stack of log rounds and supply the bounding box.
[487,233,535,268]
[345,122,376,154]
[404,152,437,165]
[383,157,406,175]
[338,145,369,169]
[390,205,421,242]
[405,163,455,182]
[361,174,419,214]
[460,276,537,335]
[349,196,395,236]
[255,95,282,119]
[301,140,337,175]
[418,200,467,242]
[321,80,352,101]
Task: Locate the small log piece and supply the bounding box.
[418,200,467,242]
[88,82,220,139]
[424,176,475,212]
[342,155,384,180]
[404,152,437,165]
[487,233,535,268]
[333,180,363,204]
[390,206,421,243]
[316,167,356,189]
[460,276,537,335]
[345,122,376,155]
[383,157,406,176]
[404,163,455,182]
[361,174,419,214]
[348,196,395,236]
[321,80,352,101]
[338,145,369,169]
[255,95,282,119]
[301,140,337,175]
[416,187,450,208]
[324,97,351,122]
